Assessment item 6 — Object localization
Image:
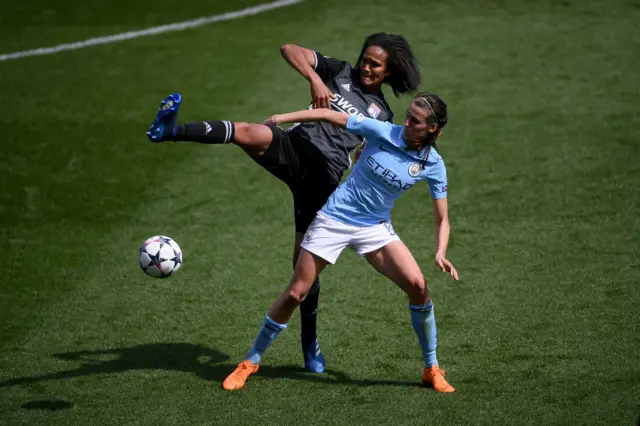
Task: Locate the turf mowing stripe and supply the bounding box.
[0,0,306,62]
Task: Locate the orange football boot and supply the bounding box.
[422,365,455,393]
[222,360,259,391]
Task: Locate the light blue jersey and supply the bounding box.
[321,115,448,226]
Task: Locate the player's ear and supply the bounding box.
[427,123,438,134]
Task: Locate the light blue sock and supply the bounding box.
[409,301,438,368]
[245,315,287,365]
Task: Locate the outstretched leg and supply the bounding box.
[146,93,275,157]
[365,240,455,393]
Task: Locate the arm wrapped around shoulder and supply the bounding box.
[264,108,348,127]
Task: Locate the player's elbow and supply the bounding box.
[433,210,449,225]
[280,43,298,58]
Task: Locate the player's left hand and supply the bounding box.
[264,115,281,126]
[435,254,459,281]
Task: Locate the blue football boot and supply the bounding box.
[302,338,326,373]
[146,93,182,142]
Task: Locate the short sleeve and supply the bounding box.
[426,159,448,199]
[346,115,393,140]
[313,51,347,82]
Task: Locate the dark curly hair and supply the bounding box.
[356,32,420,97]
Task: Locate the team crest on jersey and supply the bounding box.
[305,230,313,241]
[367,103,381,118]
[408,163,422,177]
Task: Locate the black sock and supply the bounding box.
[172,120,234,144]
[300,278,320,345]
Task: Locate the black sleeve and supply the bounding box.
[387,111,395,123]
[382,99,394,123]
[313,50,347,83]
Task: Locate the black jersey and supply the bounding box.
[288,51,394,183]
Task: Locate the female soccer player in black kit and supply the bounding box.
[146,32,420,373]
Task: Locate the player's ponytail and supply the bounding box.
[356,33,420,96]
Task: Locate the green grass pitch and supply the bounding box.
[1,0,639,424]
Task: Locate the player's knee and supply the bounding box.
[236,122,266,137]
[406,275,428,299]
[407,274,425,288]
[232,122,250,141]
[233,122,271,156]
[287,284,308,304]
[287,268,318,303]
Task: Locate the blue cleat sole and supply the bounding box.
[146,93,182,142]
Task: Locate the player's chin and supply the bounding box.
[360,75,380,88]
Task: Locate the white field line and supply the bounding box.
[0,0,306,62]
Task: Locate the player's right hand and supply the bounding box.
[310,79,335,109]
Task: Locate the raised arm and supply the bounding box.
[432,197,459,280]
[280,44,318,82]
[280,44,335,109]
[264,108,348,128]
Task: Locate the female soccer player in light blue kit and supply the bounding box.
[223,93,460,392]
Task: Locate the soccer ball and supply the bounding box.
[138,235,183,278]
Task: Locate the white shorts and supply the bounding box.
[300,212,401,264]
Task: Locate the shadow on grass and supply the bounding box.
[22,400,74,411]
[0,343,420,389]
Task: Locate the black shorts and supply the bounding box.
[253,125,338,233]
